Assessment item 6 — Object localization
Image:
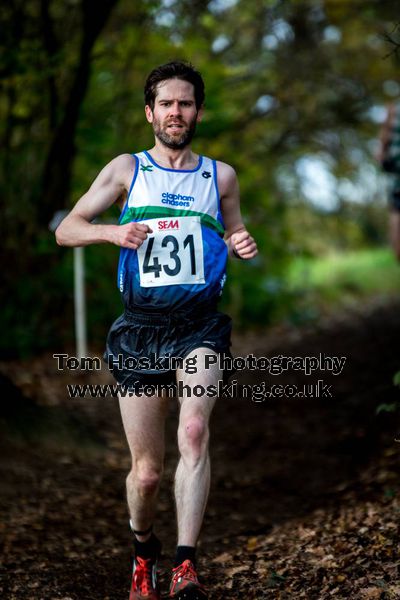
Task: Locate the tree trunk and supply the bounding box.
[40,0,118,226]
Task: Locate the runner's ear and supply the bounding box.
[145,105,154,123]
[196,105,204,123]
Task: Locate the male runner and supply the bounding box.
[55,61,258,600]
[377,101,400,261]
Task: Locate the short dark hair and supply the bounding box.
[144,61,205,110]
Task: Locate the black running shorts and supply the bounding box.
[104,305,233,391]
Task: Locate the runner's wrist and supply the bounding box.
[100,224,119,245]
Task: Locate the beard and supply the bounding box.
[152,115,198,149]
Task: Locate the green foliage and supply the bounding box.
[376,403,397,415]
[287,248,400,316]
[286,245,400,330]
[376,348,400,417]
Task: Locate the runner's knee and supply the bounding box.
[127,461,162,498]
[178,415,209,464]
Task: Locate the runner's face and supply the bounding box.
[145,79,203,149]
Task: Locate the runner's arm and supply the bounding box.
[218,161,258,260]
[55,154,152,249]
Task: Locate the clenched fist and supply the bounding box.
[230,229,258,260]
[111,222,153,249]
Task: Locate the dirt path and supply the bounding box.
[1,298,399,599]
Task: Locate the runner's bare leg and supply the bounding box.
[119,393,169,541]
[175,348,222,546]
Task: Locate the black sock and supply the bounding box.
[174,545,196,567]
[134,532,161,559]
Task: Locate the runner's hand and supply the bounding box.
[230,230,258,259]
[112,222,153,249]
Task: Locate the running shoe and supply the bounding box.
[129,555,160,600]
[169,560,208,599]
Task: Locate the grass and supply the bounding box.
[286,247,400,311]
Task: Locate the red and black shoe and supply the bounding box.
[129,555,160,600]
[169,560,208,599]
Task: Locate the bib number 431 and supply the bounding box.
[137,217,205,287]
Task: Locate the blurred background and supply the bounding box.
[2,0,400,357]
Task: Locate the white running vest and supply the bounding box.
[117,151,228,311]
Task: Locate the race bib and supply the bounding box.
[137,216,205,287]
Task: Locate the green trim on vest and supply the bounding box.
[120,206,225,236]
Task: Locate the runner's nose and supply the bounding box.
[169,101,182,117]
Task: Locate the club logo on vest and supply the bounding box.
[161,192,195,207]
[140,164,153,172]
[202,170,211,179]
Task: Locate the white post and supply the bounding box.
[73,246,88,358]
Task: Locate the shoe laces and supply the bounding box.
[133,556,154,595]
[172,559,198,584]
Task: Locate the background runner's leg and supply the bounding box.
[175,348,222,546]
[119,393,169,541]
[389,209,400,261]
